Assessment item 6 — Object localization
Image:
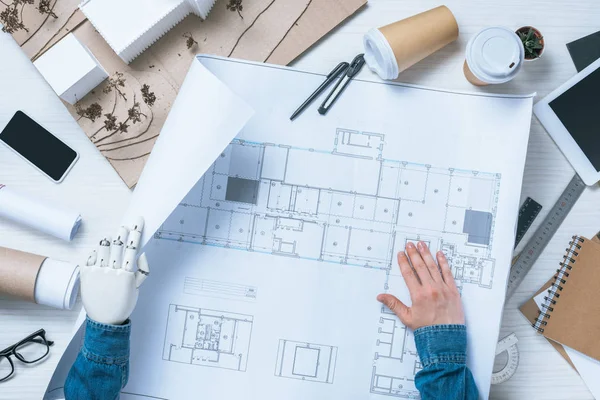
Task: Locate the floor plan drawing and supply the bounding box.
[275,340,338,384]
[155,128,501,398]
[46,56,535,400]
[371,315,421,398]
[156,128,501,280]
[162,304,253,371]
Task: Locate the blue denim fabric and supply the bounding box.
[414,324,479,400]
[64,320,477,400]
[64,317,130,400]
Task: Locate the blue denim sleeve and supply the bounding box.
[414,324,479,400]
[64,317,130,400]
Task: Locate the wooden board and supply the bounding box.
[2,0,367,188]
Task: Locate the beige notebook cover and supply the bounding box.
[521,234,600,363]
[520,276,576,369]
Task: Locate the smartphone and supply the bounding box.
[0,111,79,183]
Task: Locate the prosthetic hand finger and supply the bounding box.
[123,243,138,272]
[123,217,144,271]
[115,225,130,245]
[134,253,150,288]
[109,226,129,269]
[97,237,111,268]
[127,217,144,249]
[86,250,98,267]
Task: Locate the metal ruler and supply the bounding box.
[491,333,519,384]
[506,174,586,300]
[514,197,542,248]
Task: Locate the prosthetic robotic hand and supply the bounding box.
[81,217,150,325]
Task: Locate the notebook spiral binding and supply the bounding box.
[532,235,585,333]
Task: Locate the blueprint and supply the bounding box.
[150,128,500,399]
[45,56,534,400]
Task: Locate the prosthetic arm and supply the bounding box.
[80,217,150,325]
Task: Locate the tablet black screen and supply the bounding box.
[549,67,600,171]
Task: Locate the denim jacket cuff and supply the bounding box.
[414,324,467,368]
[82,317,131,365]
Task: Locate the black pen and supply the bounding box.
[290,62,349,121]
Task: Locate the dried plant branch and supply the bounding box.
[103,113,117,131]
[226,0,243,19]
[182,32,198,49]
[103,72,127,101]
[37,0,57,18]
[1,0,34,34]
[96,96,147,145]
[141,84,156,107]
[127,102,146,124]
[75,102,103,122]
[117,121,129,133]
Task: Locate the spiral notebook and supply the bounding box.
[530,235,600,360]
[520,234,600,398]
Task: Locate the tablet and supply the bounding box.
[534,57,600,185]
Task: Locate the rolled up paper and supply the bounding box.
[363,5,459,80]
[0,246,80,310]
[0,184,81,241]
[35,258,80,310]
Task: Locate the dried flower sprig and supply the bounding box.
[141,84,156,107]
[127,102,145,124]
[226,0,243,19]
[76,102,103,122]
[182,32,198,49]
[1,0,34,34]
[101,101,146,134]
[103,72,127,101]
[103,113,117,131]
[37,0,57,18]
[117,121,129,133]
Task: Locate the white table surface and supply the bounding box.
[1,1,599,398]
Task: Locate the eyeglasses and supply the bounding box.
[0,329,54,382]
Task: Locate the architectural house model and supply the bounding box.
[33,33,108,104]
[79,0,216,64]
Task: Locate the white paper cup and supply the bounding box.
[464,27,524,86]
[364,6,459,80]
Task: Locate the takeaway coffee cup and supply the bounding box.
[464,27,525,86]
[363,6,459,80]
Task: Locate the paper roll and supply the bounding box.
[0,246,45,302]
[364,6,459,80]
[0,246,80,310]
[35,259,80,310]
[0,184,82,241]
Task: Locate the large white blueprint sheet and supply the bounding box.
[47,55,534,400]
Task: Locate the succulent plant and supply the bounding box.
[518,28,544,59]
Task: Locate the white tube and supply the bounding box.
[34,258,80,310]
[0,184,81,241]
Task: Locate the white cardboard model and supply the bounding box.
[79,0,217,64]
[33,33,108,105]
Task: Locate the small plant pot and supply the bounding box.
[516,26,545,61]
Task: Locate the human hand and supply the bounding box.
[377,241,464,330]
[80,217,150,325]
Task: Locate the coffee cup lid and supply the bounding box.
[466,27,524,84]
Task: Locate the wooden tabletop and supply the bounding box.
[1,1,599,398]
